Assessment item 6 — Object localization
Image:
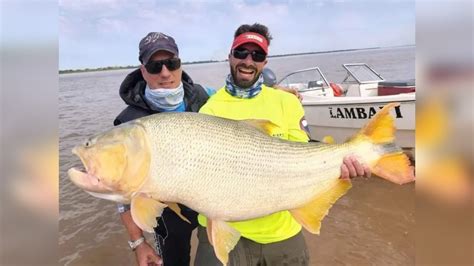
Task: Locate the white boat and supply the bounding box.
[277,63,415,151]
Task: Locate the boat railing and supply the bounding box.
[341,63,385,97]
[277,67,334,96]
[341,63,385,84]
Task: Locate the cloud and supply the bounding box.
[96,18,128,34]
[59,0,125,11]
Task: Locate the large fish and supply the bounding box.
[68,103,414,265]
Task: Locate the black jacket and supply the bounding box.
[113,69,204,254]
[114,68,209,125]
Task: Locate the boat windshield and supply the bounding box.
[342,63,384,84]
[277,67,330,92]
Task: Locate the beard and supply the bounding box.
[230,63,261,88]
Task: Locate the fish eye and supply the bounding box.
[84,139,92,147]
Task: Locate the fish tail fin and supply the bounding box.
[372,150,415,184]
[356,102,398,144]
[353,103,415,184]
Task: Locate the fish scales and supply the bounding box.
[135,113,364,221]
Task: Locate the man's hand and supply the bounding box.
[135,242,163,266]
[274,85,303,101]
[340,155,371,180]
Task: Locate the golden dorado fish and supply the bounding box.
[68,103,414,265]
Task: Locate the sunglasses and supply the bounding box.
[145,58,181,74]
[232,48,267,62]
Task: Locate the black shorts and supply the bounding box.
[154,204,198,266]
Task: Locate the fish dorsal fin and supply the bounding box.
[322,135,335,144]
[290,179,352,234]
[209,219,241,265]
[165,202,191,224]
[131,194,167,233]
[241,119,279,135]
[356,102,399,144]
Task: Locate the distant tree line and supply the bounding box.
[59,60,222,74]
[59,65,139,74]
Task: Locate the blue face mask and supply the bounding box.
[144,82,185,111]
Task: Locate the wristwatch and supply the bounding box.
[128,236,145,251]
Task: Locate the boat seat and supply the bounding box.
[378,79,415,87]
[308,80,322,88]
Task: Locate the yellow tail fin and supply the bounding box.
[356,103,415,184]
[372,152,415,184]
[358,102,398,144]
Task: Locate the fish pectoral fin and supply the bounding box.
[131,194,167,233]
[210,220,240,265]
[290,179,352,234]
[241,119,279,135]
[165,202,191,224]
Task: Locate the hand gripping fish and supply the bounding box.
[68,103,414,265]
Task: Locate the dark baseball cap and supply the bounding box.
[139,32,179,64]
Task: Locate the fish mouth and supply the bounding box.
[68,167,112,193]
[69,147,112,193]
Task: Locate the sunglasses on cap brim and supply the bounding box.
[145,58,181,74]
[232,48,267,62]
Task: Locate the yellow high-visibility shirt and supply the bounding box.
[198,84,309,244]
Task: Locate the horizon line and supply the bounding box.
[59,44,415,73]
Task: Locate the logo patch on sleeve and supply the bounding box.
[300,116,311,137]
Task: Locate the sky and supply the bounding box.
[58,0,415,70]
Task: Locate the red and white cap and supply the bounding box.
[231,32,268,54]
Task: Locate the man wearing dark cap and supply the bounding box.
[114,32,211,266]
[195,23,370,266]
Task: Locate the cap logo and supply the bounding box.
[231,32,268,54]
[245,34,264,43]
[143,32,169,45]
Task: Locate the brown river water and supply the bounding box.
[59,47,415,265]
